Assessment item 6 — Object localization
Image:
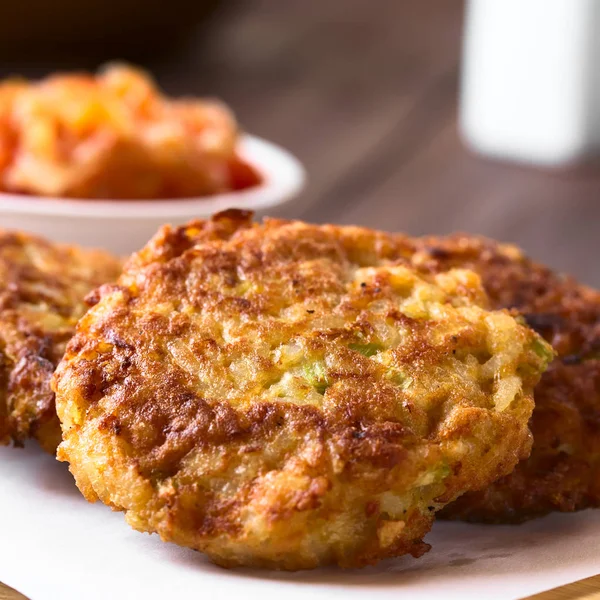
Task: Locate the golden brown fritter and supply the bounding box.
[404,235,600,523]
[0,231,122,453]
[54,210,550,570]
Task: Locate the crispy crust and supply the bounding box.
[54,210,549,569]
[406,235,600,522]
[0,231,122,453]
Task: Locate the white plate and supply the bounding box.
[1,444,600,600]
[0,134,305,255]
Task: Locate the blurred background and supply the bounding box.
[1,0,598,285]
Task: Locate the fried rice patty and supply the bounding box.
[54,210,550,570]
[405,235,600,523]
[0,231,122,453]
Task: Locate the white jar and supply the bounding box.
[460,0,600,166]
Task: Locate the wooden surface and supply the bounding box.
[525,575,600,600]
[1,1,599,599]
[152,0,600,287]
[0,583,26,600]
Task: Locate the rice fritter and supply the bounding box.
[0,230,121,453]
[407,235,600,523]
[54,210,551,570]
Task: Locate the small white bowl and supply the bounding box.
[0,134,305,255]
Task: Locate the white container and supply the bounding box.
[460,0,600,166]
[0,134,305,255]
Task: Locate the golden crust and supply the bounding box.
[404,235,600,523]
[0,231,122,453]
[54,210,549,569]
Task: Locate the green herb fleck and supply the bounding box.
[531,337,555,366]
[437,462,451,480]
[303,362,330,394]
[386,369,412,389]
[349,343,382,357]
[514,315,527,326]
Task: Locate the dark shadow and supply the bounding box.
[0,0,226,74]
[37,456,80,498]
[1,441,82,499]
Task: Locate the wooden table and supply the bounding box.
[0,584,26,600]
[1,1,599,598]
[150,0,600,287]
